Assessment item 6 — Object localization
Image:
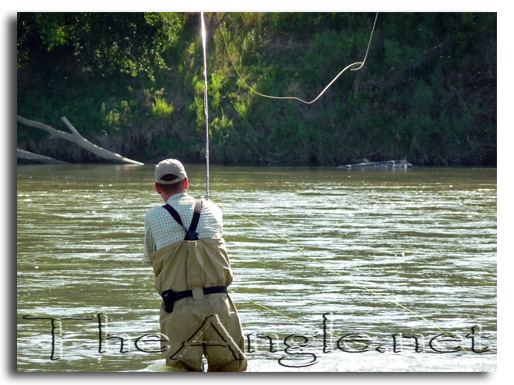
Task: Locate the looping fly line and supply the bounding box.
[205,14,468,355]
[215,12,379,105]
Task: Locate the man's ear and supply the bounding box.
[155,183,162,194]
[184,178,189,190]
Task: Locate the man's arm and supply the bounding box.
[143,215,155,265]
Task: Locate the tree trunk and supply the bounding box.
[17,148,68,164]
[17,115,144,165]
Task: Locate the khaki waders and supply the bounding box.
[150,210,247,371]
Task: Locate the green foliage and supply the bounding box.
[17,12,185,79]
[151,97,175,118]
[17,12,496,166]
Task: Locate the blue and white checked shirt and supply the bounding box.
[143,193,223,264]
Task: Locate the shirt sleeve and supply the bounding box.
[199,199,224,238]
[143,215,155,265]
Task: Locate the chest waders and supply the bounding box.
[160,199,228,313]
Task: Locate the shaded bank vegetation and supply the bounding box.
[17,12,496,166]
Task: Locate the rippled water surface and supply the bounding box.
[17,164,497,372]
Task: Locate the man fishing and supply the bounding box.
[143,158,247,372]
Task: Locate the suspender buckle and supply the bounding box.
[186,231,199,241]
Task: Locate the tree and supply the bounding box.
[17,12,186,79]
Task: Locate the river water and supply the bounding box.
[16,164,497,372]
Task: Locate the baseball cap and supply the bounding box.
[154,159,188,184]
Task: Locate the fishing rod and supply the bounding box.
[201,12,210,201]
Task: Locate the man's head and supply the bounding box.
[154,159,188,197]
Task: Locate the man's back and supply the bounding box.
[144,192,223,264]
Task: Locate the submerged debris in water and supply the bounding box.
[341,159,413,169]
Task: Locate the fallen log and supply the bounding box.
[17,148,68,164]
[17,115,144,165]
[340,159,413,169]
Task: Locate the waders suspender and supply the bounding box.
[160,199,227,313]
[162,199,203,241]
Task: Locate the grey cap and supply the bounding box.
[154,159,187,184]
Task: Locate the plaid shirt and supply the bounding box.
[143,193,223,264]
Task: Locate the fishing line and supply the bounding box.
[246,298,318,331]
[201,14,468,353]
[202,13,377,199]
[217,202,469,353]
[215,12,378,105]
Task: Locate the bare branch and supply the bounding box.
[17,115,144,165]
[60,116,81,136]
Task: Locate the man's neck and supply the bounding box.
[162,191,186,203]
